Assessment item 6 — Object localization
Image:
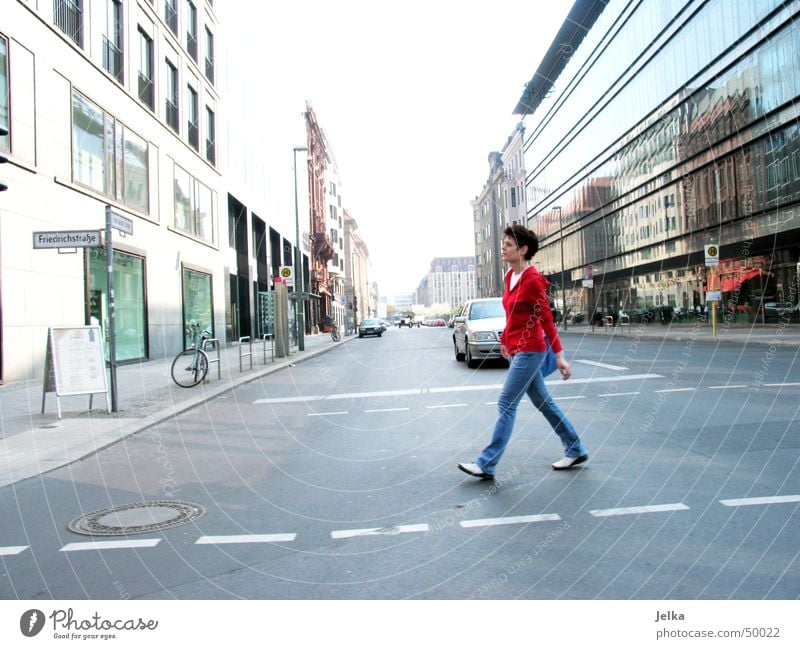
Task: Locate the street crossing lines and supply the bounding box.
[589,503,690,517]
[196,533,297,544]
[460,513,561,528]
[60,539,161,552]
[575,360,629,371]
[330,524,429,539]
[0,545,28,556]
[720,495,800,507]
[307,411,348,417]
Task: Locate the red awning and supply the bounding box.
[721,268,764,293]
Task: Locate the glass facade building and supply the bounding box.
[517,0,800,322]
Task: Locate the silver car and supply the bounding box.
[453,298,506,368]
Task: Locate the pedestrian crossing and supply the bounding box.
[1,493,796,557]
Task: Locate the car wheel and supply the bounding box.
[466,340,480,368]
[454,337,465,362]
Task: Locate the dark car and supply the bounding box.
[358,319,383,338]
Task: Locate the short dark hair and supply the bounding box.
[503,225,539,260]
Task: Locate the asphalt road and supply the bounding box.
[1,326,798,599]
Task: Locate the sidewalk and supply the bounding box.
[0,332,348,487]
[561,318,800,347]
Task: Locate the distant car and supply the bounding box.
[358,319,383,338]
[452,298,506,368]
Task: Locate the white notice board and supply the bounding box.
[42,326,110,417]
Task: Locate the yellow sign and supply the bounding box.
[704,244,719,267]
[279,265,294,287]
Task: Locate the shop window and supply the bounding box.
[182,268,213,348]
[88,248,147,362]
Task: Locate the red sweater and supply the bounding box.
[500,266,563,355]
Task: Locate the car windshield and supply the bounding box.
[362,320,380,326]
[468,300,504,320]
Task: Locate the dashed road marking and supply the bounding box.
[460,514,561,528]
[575,360,629,371]
[589,503,689,517]
[655,387,696,393]
[762,383,800,387]
[60,539,161,552]
[597,391,640,397]
[720,495,800,507]
[196,533,297,544]
[426,404,467,409]
[0,545,28,556]
[708,385,748,390]
[364,407,410,413]
[331,524,429,539]
[307,411,348,417]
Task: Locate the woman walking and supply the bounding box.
[458,225,588,480]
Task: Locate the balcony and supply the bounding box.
[138,73,154,110]
[102,36,124,84]
[205,57,214,84]
[188,121,199,151]
[205,138,216,165]
[165,2,178,36]
[166,99,179,133]
[54,0,83,47]
[187,33,198,62]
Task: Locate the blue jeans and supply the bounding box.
[476,351,587,475]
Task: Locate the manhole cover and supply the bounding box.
[67,501,205,536]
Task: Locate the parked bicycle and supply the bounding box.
[330,323,341,342]
[171,322,212,387]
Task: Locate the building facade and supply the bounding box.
[472,151,505,298]
[1,0,226,382]
[515,0,800,321]
[502,123,527,227]
[343,210,370,328]
[416,257,476,308]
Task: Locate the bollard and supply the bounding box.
[238,336,253,372]
[202,338,221,381]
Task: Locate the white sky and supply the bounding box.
[226,0,573,299]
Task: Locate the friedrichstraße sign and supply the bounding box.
[33,230,102,248]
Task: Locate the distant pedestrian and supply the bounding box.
[458,225,588,480]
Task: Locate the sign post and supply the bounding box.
[705,244,720,336]
[104,206,134,412]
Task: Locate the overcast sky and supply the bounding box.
[231,0,573,300]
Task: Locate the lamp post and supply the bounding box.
[554,206,567,331]
[293,146,308,351]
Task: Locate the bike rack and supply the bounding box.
[261,333,274,364]
[604,316,614,333]
[238,336,253,372]
[202,338,221,381]
[618,314,631,333]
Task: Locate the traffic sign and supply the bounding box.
[704,244,719,267]
[108,209,133,235]
[33,230,102,249]
[279,265,294,287]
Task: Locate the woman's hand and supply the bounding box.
[556,353,571,380]
[500,344,509,360]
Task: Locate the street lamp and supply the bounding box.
[293,146,308,351]
[554,205,567,331]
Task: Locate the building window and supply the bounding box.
[137,28,154,110]
[187,84,199,150]
[164,0,178,36]
[174,163,215,243]
[102,0,124,84]
[186,1,198,61]
[71,90,150,213]
[182,267,213,348]
[205,106,215,164]
[165,59,179,133]
[54,0,83,47]
[0,36,8,151]
[88,248,147,362]
[204,27,215,83]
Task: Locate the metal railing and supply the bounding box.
[238,336,252,372]
[166,99,179,132]
[187,121,199,150]
[205,57,215,84]
[54,0,83,47]
[102,36,124,84]
[202,337,221,381]
[138,73,154,109]
[165,2,178,35]
[261,334,275,364]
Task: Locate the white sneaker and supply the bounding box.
[458,462,494,480]
[551,454,588,470]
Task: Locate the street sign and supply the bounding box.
[279,265,294,287]
[108,209,133,235]
[704,244,719,267]
[33,230,102,249]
